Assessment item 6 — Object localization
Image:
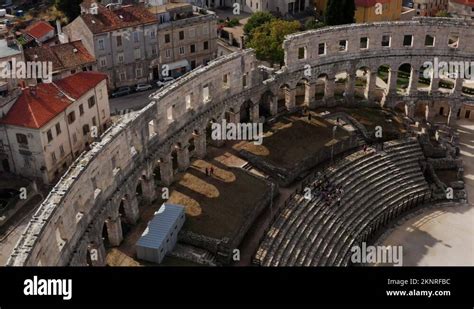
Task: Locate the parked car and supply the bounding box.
[156,77,175,88]
[135,83,153,92]
[111,87,132,98]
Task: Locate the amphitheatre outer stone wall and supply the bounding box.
[7,18,474,266]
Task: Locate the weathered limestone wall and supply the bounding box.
[8,18,474,266]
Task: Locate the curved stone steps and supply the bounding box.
[316,176,428,266]
[336,188,431,267]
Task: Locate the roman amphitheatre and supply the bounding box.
[7,18,474,267]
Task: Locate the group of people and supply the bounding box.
[205,167,215,177]
[313,175,344,207]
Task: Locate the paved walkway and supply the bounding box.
[376,119,474,266]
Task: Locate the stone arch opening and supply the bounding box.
[119,199,132,235]
[377,64,391,92]
[295,78,309,106]
[239,100,253,122]
[171,148,179,171]
[259,91,275,118]
[278,84,291,111]
[315,73,328,100]
[334,71,348,100]
[418,64,432,93]
[397,63,412,95]
[135,181,144,206]
[356,67,370,100]
[102,222,110,248]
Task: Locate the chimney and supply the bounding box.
[56,20,62,35]
[73,48,78,53]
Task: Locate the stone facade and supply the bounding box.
[7,18,474,266]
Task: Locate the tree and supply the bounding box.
[304,18,325,30]
[55,0,82,21]
[247,19,301,65]
[244,11,275,36]
[435,10,450,18]
[325,0,355,26]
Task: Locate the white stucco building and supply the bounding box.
[0,72,111,184]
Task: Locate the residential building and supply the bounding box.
[0,37,23,96]
[191,0,310,15]
[64,0,218,89]
[0,72,110,184]
[315,0,403,22]
[413,0,448,16]
[24,40,97,81]
[448,0,474,19]
[22,20,56,46]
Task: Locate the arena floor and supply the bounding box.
[376,119,474,266]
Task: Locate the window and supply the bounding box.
[72,133,77,144]
[165,33,171,43]
[448,34,459,48]
[119,72,126,81]
[59,145,65,157]
[136,68,143,78]
[151,45,157,55]
[203,41,209,50]
[165,49,171,58]
[68,111,76,124]
[83,124,90,136]
[298,47,306,59]
[179,46,185,55]
[51,152,57,164]
[92,116,97,127]
[134,48,141,60]
[133,31,139,43]
[338,40,348,52]
[425,35,435,47]
[185,94,191,110]
[46,129,53,143]
[116,35,122,47]
[16,133,28,145]
[150,30,156,38]
[360,37,369,49]
[223,74,229,88]
[79,104,84,116]
[381,35,391,47]
[55,123,61,135]
[179,31,184,40]
[243,73,247,88]
[202,85,210,102]
[88,96,96,108]
[190,44,196,53]
[403,35,413,47]
[99,56,107,67]
[98,39,104,50]
[318,43,326,55]
[117,53,124,64]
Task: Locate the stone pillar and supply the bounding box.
[408,69,418,96]
[447,103,461,126]
[452,78,463,96]
[194,131,207,159]
[159,156,174,186]
[304,82,316,107]
[106,217,123,247]
[344,73,355,102]
[227,110,240,124]
[270,95,278,116]
[430,76,439,94]
[405,103,415,118]
[140,178,157,204]
[324,78,335,103]
[387,69,398,96]
[177,144,190,172]
[285,87,296,111]
[122,196,139,224]
[250,103,260,122]
[366,71,378,102]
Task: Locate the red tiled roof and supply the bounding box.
[80,2,157,34]
[24,21,54,40]
[24,40,96,73]
[54,71,107,100]
[0,72,107,129]
[0,84,72,129]
[450,0,474,7]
